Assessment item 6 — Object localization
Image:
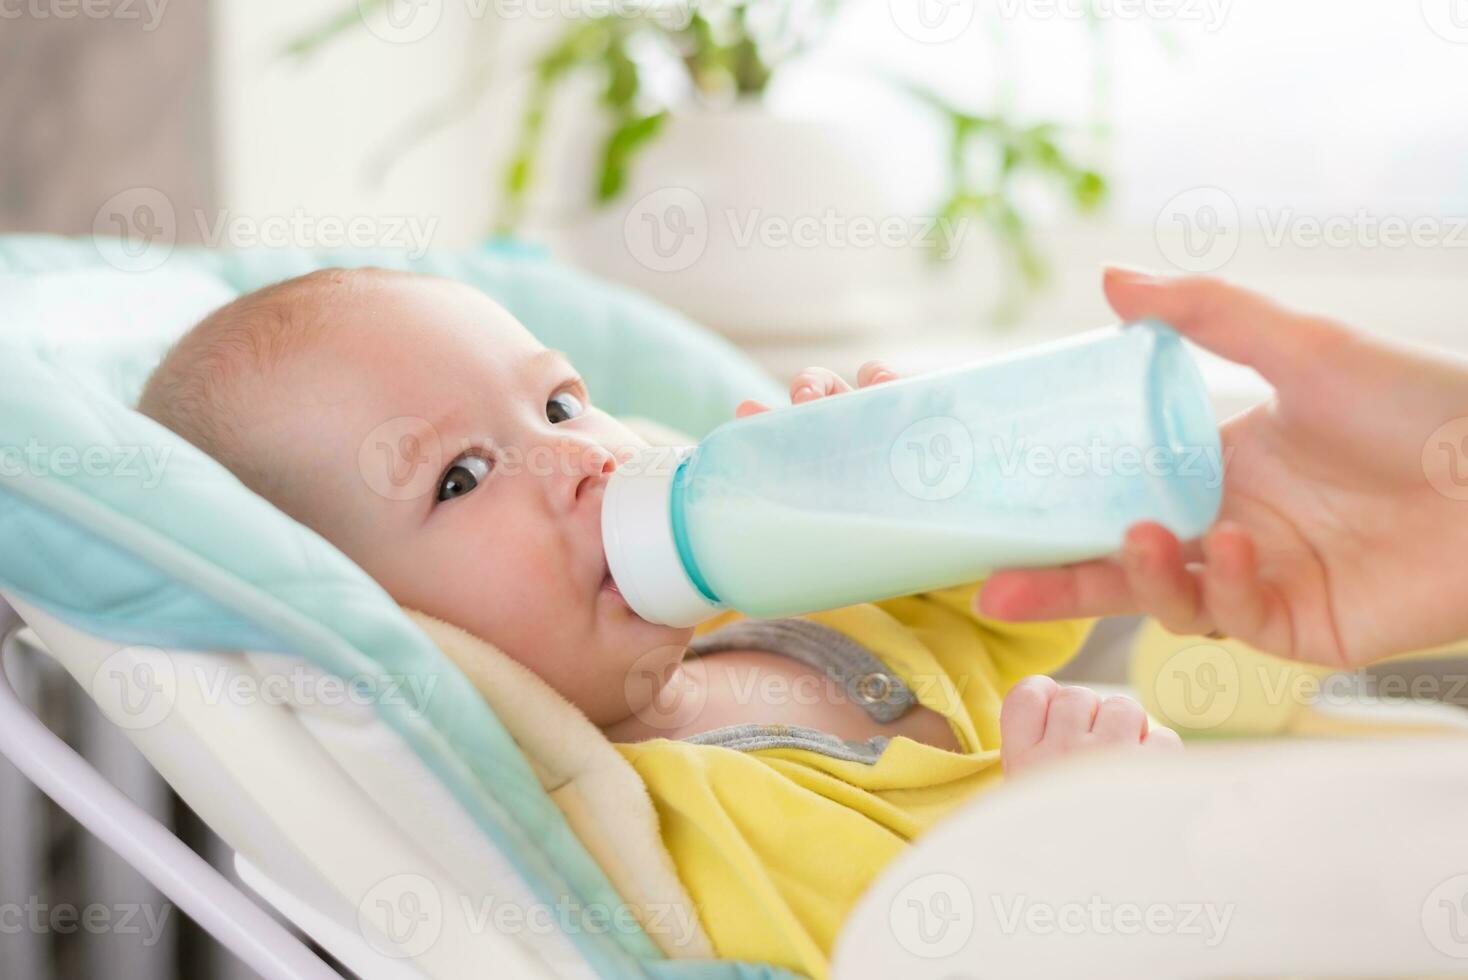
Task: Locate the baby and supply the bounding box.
[138,267,1179,976]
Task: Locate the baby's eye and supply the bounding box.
[547,390,585,424]
[437,454,492,502]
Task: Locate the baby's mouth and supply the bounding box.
[601,569,622,597]
[599,554,625,602]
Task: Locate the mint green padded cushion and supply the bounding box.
[0,235,793,980]
[0,236,781,436]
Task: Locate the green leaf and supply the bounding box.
[279,1,381,59]
[1072,170,1108,211]
[597,110,669,201]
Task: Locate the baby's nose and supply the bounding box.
[569,442,616,503]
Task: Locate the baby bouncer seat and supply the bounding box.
[5,234,1468,980]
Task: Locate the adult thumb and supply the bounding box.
[1102,267,1340,387]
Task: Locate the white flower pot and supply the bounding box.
[537,103,938,339]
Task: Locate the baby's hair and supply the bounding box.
[136,265,409,505]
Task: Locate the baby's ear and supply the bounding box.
[620,416,695,447]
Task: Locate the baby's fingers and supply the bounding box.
[790,367,852,404]
[1091,695,1149,743]
[856,360,899,388]
[1000,675,1058,769]
[735,399,770,418]
[1142,724,1184,751]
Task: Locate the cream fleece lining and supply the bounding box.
[403,607,714,959]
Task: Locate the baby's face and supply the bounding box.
[239,277,693,725]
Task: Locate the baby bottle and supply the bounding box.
[601,320,1223,627]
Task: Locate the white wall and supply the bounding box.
[209,0,1468,356]
[210,0,527,249]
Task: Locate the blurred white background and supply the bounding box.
[209,0,1468,398]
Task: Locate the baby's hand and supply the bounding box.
[999,676,1181,778]
[736,360,899,418]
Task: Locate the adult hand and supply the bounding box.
[978,268,1468,669]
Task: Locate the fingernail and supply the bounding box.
[792,385,817,401]
[1105,264,1161,284]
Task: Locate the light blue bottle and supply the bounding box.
[602,320,1223,627]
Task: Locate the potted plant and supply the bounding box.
[289,0,1108,331]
